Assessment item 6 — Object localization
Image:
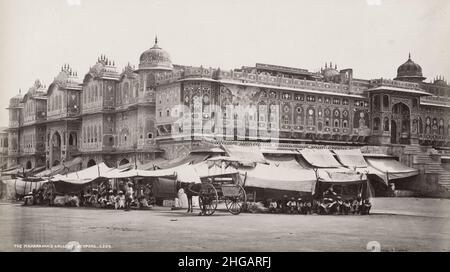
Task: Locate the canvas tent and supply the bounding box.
[1,178,47,199]
[193,161,239,179]
[222,144,267,165]
[105,164,201,184]
[365,157,419,183]
[51,162,113,184]
[241,164,316,193]
[299,148,366,184]
[334,149,387,185]
[34,157,83,178]
[299,149,342,168]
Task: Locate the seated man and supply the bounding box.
[281,195,289,213]
[115,191,125,209]
[351,198,360,215]
[23,192,34,206]
[335,196,344,215]
[139,196,152,209]
[268,199,277,213]
[68,193,80,207]
[106,190,115,208]
[304,201,312,215]
[98,193,108,208]
[342,199,351,215]
[360,199,372,215]
[286,197,297,214]
[296,198,304,214]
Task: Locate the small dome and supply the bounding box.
[433,76,447,86]
[54,64,79,85]
[9,93,23,107]
[321,62,339,81]
[138,37,173,71]
[395,53,426,82]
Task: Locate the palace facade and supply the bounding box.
[5,38,450,193]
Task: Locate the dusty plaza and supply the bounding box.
[1,197,449,252]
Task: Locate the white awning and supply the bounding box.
[105,164,201,184]
[366,157,419,182]
[317,168,366,184]
[193,161,239,178]
[242,164,316,193]
[222,144,267,165]
[299,149,342,168]
[263,154,306,169]
[333,149,368,168]
[51,162,112,184]
[35,157,83,177]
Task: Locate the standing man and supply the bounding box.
[125,180,134,211]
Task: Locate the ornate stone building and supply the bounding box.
[0,127,8,170]
[5,39,450,193]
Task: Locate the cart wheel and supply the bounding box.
[198,183,218,216]
[224,184,247,215]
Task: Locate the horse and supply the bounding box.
[176,181,204,214]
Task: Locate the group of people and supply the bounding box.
[265,187,372,215]
[267,197,313,214]
[22,179,155,211]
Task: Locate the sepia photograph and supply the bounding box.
[0,0,449,255]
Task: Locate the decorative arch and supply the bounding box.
[373,94,381,111]
[373,117,381,131]
[383,117,390,132]
[306,107,316,126]
[87,159,96,167]
[383,95,389,109]
[119,158,130,166]
[391,102,411,144]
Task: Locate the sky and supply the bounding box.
[0,0,449,127]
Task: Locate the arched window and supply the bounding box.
[123,82,129,100]
[418,117,423,134]
[384,117,389,131]
[135,83,139,97]
[258,102,267,122]
[333,119,340,127]
[373,117,381,131]
[383,95,389,109]
[307,108,315,126]
[373,95,380,111]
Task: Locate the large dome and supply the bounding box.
[395,53,425,82]
[138,37,173,71]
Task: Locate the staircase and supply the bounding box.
[406,145,450,191]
